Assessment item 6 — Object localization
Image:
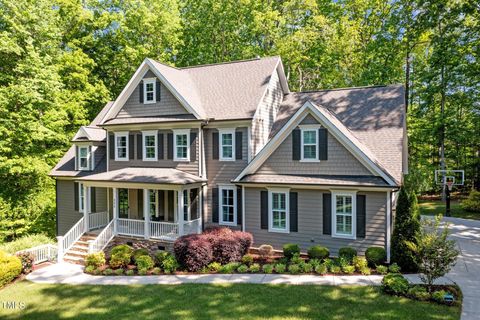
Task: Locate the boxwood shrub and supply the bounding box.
[109,244,133,268]
[135,255,154,270]
[0,251,22,287]
[365,247,386,267]
[307,245,329,260]
[85,252,105,268]
[132,248,149,262]
[283,243,300,260]
[338,247,357,262]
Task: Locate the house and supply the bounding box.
[50,56,406,264]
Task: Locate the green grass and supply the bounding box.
[419,200,480,220]
[0,281,459,320]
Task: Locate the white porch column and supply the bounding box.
[144,189,150,239]
[83,185,90,232]
[178,189,184,236]
[113,187,118,235]
[57,236,64,262]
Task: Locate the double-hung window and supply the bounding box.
[174,129,190,161]
[143,131,157,160]
[183,190,190,221]
[332,192,356,239]
[143,78,156,104]
[148,190,158,218]
[219,129,235,161]
[115,132,128,161]
[300,126,319,161]
[78,146,90,170]
[268,189,289,233]
[219,186,236,225]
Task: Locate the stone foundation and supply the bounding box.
[104,236,174,258]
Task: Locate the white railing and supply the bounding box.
[117,218,145,237]
[88,219,115,253]
[89,211,109,230]
[58,216,85,261]
[16,244,58,264]
[150,221,178,240]
[183,218,202,235]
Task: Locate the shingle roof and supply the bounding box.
[239,174,389,187]
[102,114,197,126]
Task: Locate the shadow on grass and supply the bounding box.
[0,282,460,320]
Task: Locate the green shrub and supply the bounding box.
[376,265,388,275]
[152,267,162,275]
[382,273,409,295]
[0,234,53,254]
[114,268,124,275]
[288,264,301,274]
[309,259,321,268]
[109,245,133,268]
[315,264,328,275]
[103,268,113,275]
[323,258,334,269]
[365,247,387,267]
[219,262,240,274]
[342,265,355,274]
[241,254,254,266]
[138,268,147,275]
[302,262,313,273]
[208,262,222,272]
[84,265,95,274]
[249,263,261,273]
[307,246,329,260]
[283,244,300,260]
[237,264,248,273]
[290,253,303,264]
[155,250,171,266]
[0,251,22,287]
[388,263,401,273]
[161,255,179,274]
[337,257,350,268]
[262,264,274,274]
[360,266,371,275]
[136,255,154,271]
[132,249,150,262]
[93,268,102,275]
[338,247,357,262]
[461,190,480,212]
[432,290,448,303]
[85,252,105,268]
[329,265,341,274]
[126,269,134,276]
[408,286,430,301]
[111,244,133,256]
[275,263,286,273]
[352,256,368,271]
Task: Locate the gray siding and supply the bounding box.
[204,127,248,225]
[109,129,199,175]
[244,187,386,255]
[256,117,371,175]
[116,70,190,118]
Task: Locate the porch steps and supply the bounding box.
[63,233,98,265]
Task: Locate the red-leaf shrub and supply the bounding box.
[173,234,199,269]
[211,234,242,264]
[184,237,213,271]
[234,232,253,256]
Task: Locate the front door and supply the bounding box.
[118,188,129,218]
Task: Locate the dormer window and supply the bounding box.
[78,147,89,170]
[143,79,156,104]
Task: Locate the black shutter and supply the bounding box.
[212,131,219,160]
[167,133,173,159]
[88,146,93,170]
[75,146,79,170]
[237,186,242,225]
[260,190,268,229]
[357,194,366,238]
[129,134,134,160]
[139,80,144,103]
[323,193,332,235]
[235,131,243,160]
[158,133,164,160]
[190,132,197,162]
[74,182,79,211]
[90,187,96,212]
[137,134,142,160]
[212,188,219,223]
[290,192,298,232]
[156,80,161,102]
[138,189,143,218]
[109,133,114,160]
[292,129,301,160]
[319,128,328,160]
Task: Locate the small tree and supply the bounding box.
[391,188,421,272]
[407,215,459,293]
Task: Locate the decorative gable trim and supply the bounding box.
[234,101,398,186]
[72,126,91,141]
[100,59,203,124]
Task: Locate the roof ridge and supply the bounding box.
[294,84,403,94]
[179,56,280,70]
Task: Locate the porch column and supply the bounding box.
[113,187,118,235]
[178,189,184,236]
[144,189,150,239]
[83,185,90,232]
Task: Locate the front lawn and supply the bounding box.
[0,281,460,319]
[419,200,479,220]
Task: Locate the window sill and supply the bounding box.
[219,158,235,162]
[144,100,156,105]
[300,159,320,163]
[268,228,289,234]
[114,158,129,161]
[332,233,356,240]
[173,158,190,162]
[143,158,157,162]
[219,221,237,227]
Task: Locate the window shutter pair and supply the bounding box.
[73,183,96,212]
[291,128,328,160]
[260,191,298,232]
[322,193,366,238]
[212,131,243,160]
[138,79,161,103]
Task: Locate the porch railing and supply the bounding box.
[88,219,115,253]
[16,244,58,264]
[89,211,109,230]
[150,221,178,240]
[117,218,145,237]
[184,218,202,235]
[58,216,85,261]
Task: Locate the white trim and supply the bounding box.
[268,188,290,233]
[247,126,252,163]
[114,132,129,161]
[173,129,190,162]
[143,78,156,104]
[386,191,391,263]
[142,130,158,161]
[300,125,320,162]
[241,185,246,232]
[218,185,237,226]
[331,191,357,239]
[78,146,90,170]
[218,128,236,161]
